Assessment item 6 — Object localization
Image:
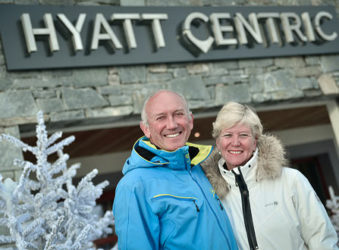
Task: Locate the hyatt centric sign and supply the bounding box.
[0,5,338,71]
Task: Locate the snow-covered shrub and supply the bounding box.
[0,111,114,250]
[326,186,339,236]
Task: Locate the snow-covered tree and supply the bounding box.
[0,111,114,250]
[327,186,339,236]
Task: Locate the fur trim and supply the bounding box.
[201,134,288,199]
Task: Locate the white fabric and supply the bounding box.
[218,153,338,250]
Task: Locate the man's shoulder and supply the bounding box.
[117,166,165,188]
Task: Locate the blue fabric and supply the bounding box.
[113,136,238,250]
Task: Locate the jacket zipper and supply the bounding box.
[152,194,200,212]
[232,169,259,250]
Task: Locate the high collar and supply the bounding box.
[201,134,288,199]
[122,136,213,175]
[218,149,258,187]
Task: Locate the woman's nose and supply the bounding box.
[231,136,240,146]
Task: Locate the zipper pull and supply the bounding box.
[216,197,224,210]
[218,199,224,210]
[193,200,200,212]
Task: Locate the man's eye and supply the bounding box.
[156,116,165,121]
[175,112,184,116]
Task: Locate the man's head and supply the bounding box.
[140,90,193,151]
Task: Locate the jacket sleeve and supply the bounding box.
[113,180,160,250]
[292,170,338,250]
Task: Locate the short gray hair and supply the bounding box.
[141,90,191,126]
[212,102,263,139]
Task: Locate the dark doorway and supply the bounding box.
[291,155,331,205]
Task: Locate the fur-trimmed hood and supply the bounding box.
[201,134,288,199]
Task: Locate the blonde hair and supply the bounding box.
[212,102,263,139]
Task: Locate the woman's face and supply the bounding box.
[216,123,257,170]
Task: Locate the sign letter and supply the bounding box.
[112,13,140,49]
[314,11,337,41]
[141,13,168,49]
[21,13,60,53]
[281,13,307,43]
[91,13,122,50]
[210,13,237,46]
[57,13,86,51]
[182,12,214,53]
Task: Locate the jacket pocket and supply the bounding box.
[152,194,203,212]
[151,194,204,248]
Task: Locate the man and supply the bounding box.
[113,90,238,250]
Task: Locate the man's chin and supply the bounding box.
[163,141,186,151]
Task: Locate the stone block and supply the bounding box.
[262,70,296,92]
[120,0,145,5]
[98,86,122,95]
[148,64,168,73]
[119,66,147,84]
[171,68,188,78]
[305,56,320,66]
[204,75,245,85]
[275,57,306,68]
[318,74,339,95]
[0,78,12,91]
[62,88,108,109]
[50,110,85,122]
[215,84,251,105]
[271,89,304,100]
[147,72,173,83]
[72,68,108,87]
[321,55,339,73]
[294,66,321,77]
[0,91,38,119]
[249,75,265,93]
[295,78,317,90]
[0,126,23,172]
[86,106,133,118]
[186,63,209,75]
[252,93,271,103]
[36,98,65,113]
[239,58,273,68]
[108,95,133,106]
[168,76,210,100]
[32,89,57,99]
[13,78,61,89]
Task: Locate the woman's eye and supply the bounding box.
[222,134,232,138]
[240,133,250,137]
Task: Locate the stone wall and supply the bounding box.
[0,0,339,179]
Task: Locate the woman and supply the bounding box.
[201,101,338,250]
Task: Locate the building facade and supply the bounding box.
[0,0,339,214]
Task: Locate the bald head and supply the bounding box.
[141,90,191,126]
[139,90,193,151]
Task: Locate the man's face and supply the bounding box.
[140,91,193,151]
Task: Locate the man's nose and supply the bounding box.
[167,116,178,129]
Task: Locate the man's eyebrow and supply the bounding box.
[152,109,186,118]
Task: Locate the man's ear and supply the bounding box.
[189,113,194,130]
[140,121,150,138]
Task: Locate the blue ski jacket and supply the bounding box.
[113,136,238,250]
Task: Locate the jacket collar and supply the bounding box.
[218,149,258,187]
[122,136,213,174]
[201,134,288,199]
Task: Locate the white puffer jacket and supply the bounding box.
[202,134,338,250]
